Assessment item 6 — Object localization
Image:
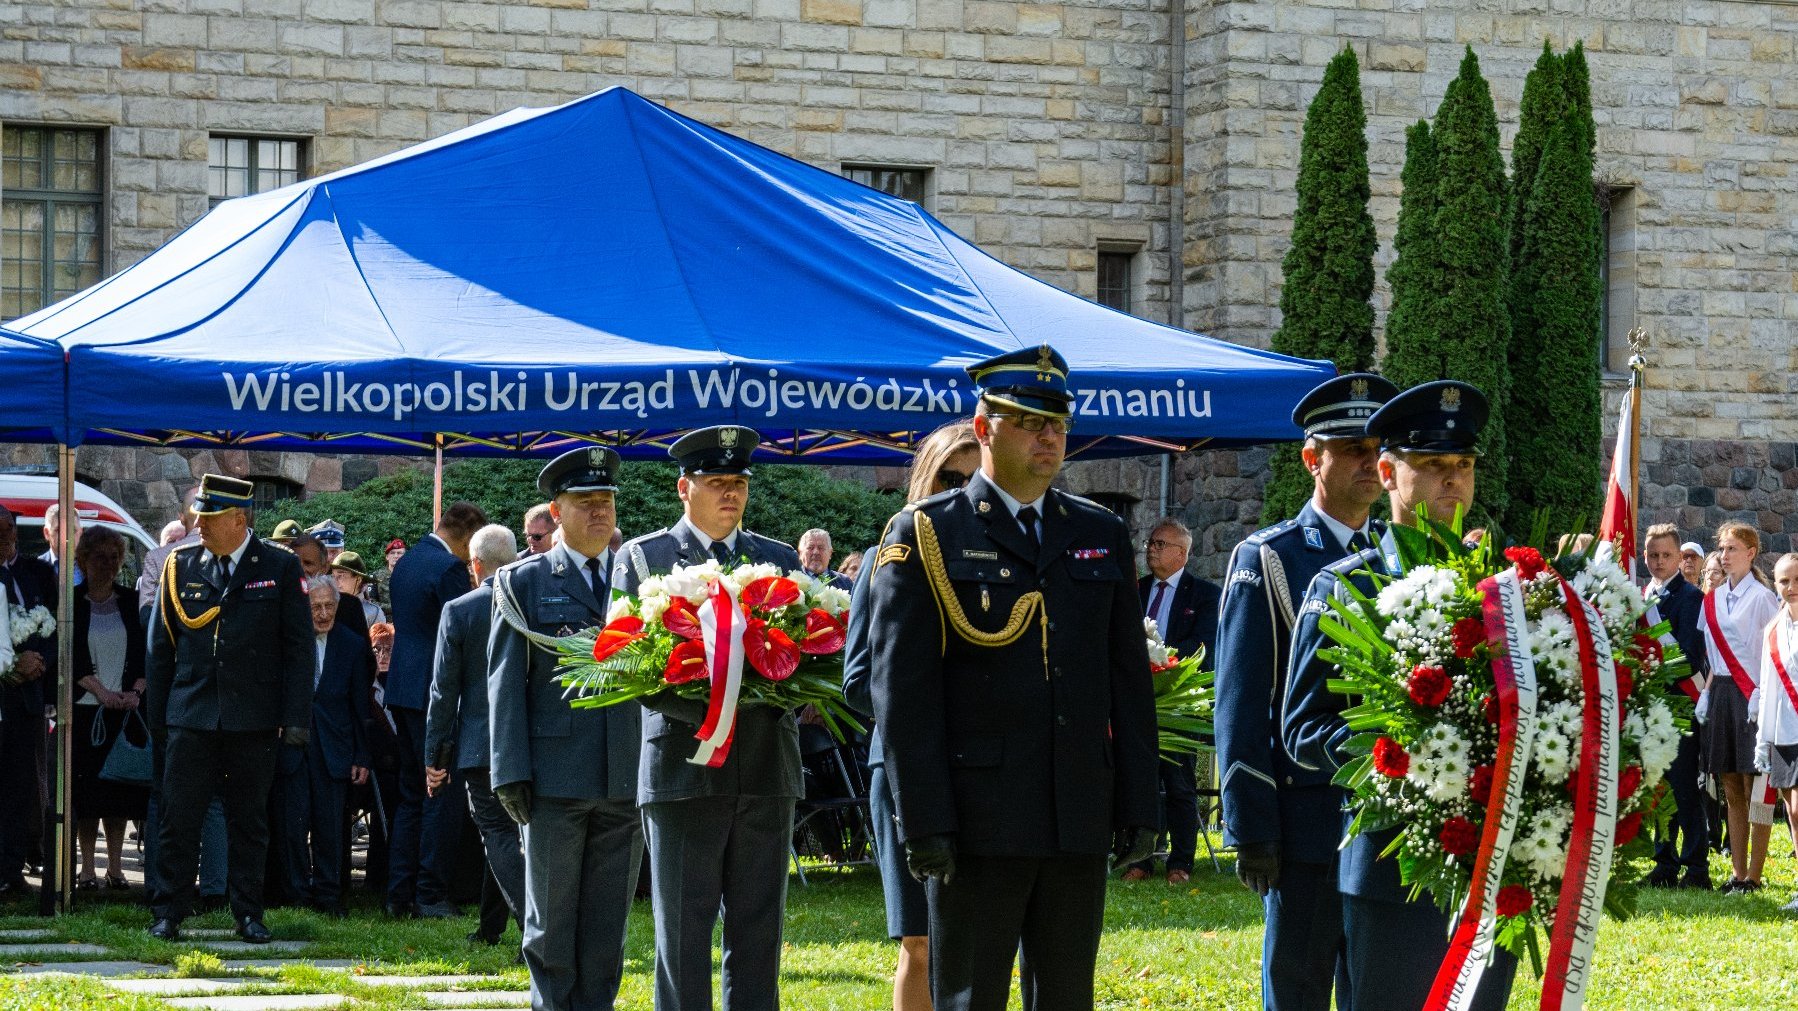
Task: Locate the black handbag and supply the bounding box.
[97,708,154,787]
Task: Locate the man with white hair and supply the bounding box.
[39,502,84,586]
[426,523,525,947]
[798,528,851,590]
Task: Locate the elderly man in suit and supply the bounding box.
[426,523,525,946]
[490,449,641,1011]
[384,500,487,918]
[614,425,803,1011]
[1641,522,1712,889]
[144,475,312,943]
[279,577,372,917]
[0,504,56,898]
[797,528,852,590]
[1123,517,1220,885]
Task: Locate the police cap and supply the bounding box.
[1366,380,1489,456]
[669,426,759,476]
[193,474,254,515]
[1292,372,1399,439]
[965,344,1073,419]
[306,518,346,549]
[539,446,622,497]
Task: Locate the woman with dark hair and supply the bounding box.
[843,419,978,1011]
[71,526,149,889]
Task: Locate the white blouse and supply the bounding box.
[80,596,129,702]
[0,583,12,676]
[1703,575,1780,696]
[1759,612,1798,747]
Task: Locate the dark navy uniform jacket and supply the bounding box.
[1281,530,1402,901]
[1214,501,1373,864]
[1649,571,1708,681]
[868,472,1159,857]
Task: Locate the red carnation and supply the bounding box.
[1632,633,1662,667]
[1469,764,1495,806]
[1451,617,1485,659]
[1617,764,1644,801]
[1372,736,1410,778]
[1438,816,1478,856]
[1504,546,1547,580]
[1615,811,1644,847]
[1407,665,1451,707]
[1614,668,1635,702]
[1496,885,1534,917]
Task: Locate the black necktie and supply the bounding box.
[584,557,602,594]
[1347,530,1372,554]
[1018,506,1040,553]
[215,554,232,586]
[711,540,734,567]
[1146,580,1169,620]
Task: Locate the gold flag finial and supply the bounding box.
[1625,326,1648,375]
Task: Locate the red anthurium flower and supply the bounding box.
[800,609,846,656]
[1504,546,1547,580]
[1407,665,1451,707]
[741,576,801,614]
[1615,811,1644,847]
[1438,816,1478,856]
[1451,617,1485,659]
[664,640,708,684]
[1372,737,1410,778]
[591,616,648,663]
[1469,764,1495,806]
[1617,764,1644,801]
[1496,885,1534,917]
[743,619,800,681]
[662,597,703,640]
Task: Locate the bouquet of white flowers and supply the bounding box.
[3,603,55,685]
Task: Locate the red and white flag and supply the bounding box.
[1598,387,1638,579]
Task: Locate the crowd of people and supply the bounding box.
[1,345,1795,1011]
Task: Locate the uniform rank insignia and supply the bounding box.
[962,549,999,561]
[1303,526,1324,550]
[1070,548,1108,559]
[244,579,277,590]
[1229,568,1261,587]
[1301,597,1328,617]
[877,544,912,568]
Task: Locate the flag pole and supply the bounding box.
[1626,326,1646,546]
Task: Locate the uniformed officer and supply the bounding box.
[1213,372,1394,1011]
[144,474,313,943]
[1282,381,1515,1011]
[614,425,803,1011]
[488,447,642,1011]
[868,346,1159,1011]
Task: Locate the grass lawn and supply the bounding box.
[5,843,1798,1009]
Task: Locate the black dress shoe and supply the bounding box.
[416,900,457,919]
[315,902,349,919]
[383,901,419,919]
[1681,872,1714,890]
[149,918,182,941]
[1641,868,1679,889]
[236,917,273,944]
[466,930,501,946]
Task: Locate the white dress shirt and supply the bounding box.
[1758,610,1798,747]
[1145,569,1183,639]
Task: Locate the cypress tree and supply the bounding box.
[1380,119,1440,392]
[1505,44,1602,529]
[1261,46,1378,524]
[1507,42,1564,281]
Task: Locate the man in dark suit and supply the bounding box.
[426,523,525,946]
[144,474,312,943]
[0,505,56,897]
[1641,522,1712,889]
[291,535,370,640]
[384,500,486,918]
[797,528,853,590]
[1283,382,1515,1011]
[1123,517,1220,885]
[869,346,1159,1011]
[279,577,372,916]
[1214,372,1393,1011]
[490,449,641,1011]
[614,425,803,1011]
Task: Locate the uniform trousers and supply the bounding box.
[152,727,279,922]
[463,768,525,937]
[1128,754,1199,875]
[925,852,1108,1011]
[1652,731,1710,878]
[386,706,452,908]
[279,756,347,908]
[644,795,796,1011]
[1343,895,1515,1011]
[520,794,641,1011]
[1261,858,1350,1011]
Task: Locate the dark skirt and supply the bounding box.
[73,703,150,821]
[1771,744,1798,791]
[1701,676,1759,776]
[869,762,928,940]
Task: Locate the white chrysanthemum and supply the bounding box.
[1636,701,1680,778]
[1533,731,1572,783]
[1144,616,1162,640]
[29,606,53,635]
[1376,581,1416,619]
[1511,827,1568,880]
[639,576,666,599]
[1407,753,1468,802]
[1385,617,1416,643]
[1421,568,1461,607]
[1147,639,1171,668]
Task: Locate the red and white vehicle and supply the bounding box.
[0,472,159,563]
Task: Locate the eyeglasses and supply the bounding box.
[525,531,551,542]
[989,412,1073,435]
[1144,538,1182,551]
[935,469,970,490]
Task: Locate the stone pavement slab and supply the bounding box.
[108,977,249,994]
[353,974,496,988]
[415,991,532,1008]
[0,929,52,940]
[195,940,310,953]
[183,929,240,939]
[163,995,347,1010]
[0,942,110,956]
[10,960,167,977]
[219,958,357,972]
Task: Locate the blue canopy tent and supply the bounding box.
[0,330,68,443]
[10,87,1330,462]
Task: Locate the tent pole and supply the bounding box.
[48,445,76,915]
[433,436,444,528]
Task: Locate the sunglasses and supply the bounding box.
[936,469,970,490]
[525,532,551,542]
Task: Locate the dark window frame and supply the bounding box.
[841,164,932,209]
[1096,249,1135,314]
[251,476,303,515]
[2,125,105,321]
[208,135,307,207]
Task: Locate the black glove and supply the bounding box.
[905,833,956,884]
[494,781,534,826]
[1110,826,1157,870]
[1235,840,1281,896]
[280,725,309,748]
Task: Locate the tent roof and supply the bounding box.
[9,87,1330,462]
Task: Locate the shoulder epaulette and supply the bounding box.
[1243,518,1299,547]
[911,488,961,512]
[171,541,204,555]
[1324,546,1381,577]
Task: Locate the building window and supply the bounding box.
[842,165,930,208]
[251,477,301,514]
[208,136,304,207]
[2,127,104,321]
[1598,184,1635,374]
[1096,249,1135,313]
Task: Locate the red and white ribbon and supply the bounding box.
[1539,581,1621,1011]
[1430,568,1539,1011]
[690,578,746,767]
